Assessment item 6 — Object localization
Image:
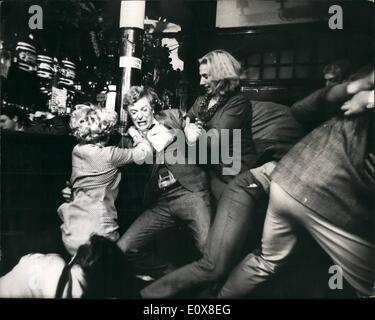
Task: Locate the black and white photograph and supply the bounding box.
[0,0,374,307]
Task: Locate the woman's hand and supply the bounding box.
[133,139,153,163]
[341,90,373,116]
[127,126,144,146]
[31,111,55,120]
[45,112,55,120]
[61,181,73,202]
[146,124,175,152]
[184,117,203,145]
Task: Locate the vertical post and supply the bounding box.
[0,0,4,271]
[116,0,145,135]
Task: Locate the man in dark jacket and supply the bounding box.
[0,105,68,135]
[117,86,212,260]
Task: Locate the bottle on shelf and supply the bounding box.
[7,33,38,109]
[36,47,54,111]
[48,53,77,116]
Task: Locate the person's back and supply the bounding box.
[0,253,85,298]
[251,100,305,163]
[58,104,152,255]
[0,235,134,299]
[71,143,128,211]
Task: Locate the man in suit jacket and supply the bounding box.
[117,86,212,261]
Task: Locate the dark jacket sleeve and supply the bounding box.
[28,116,68,135]
[211,95,250,130]
[291,87,330,125]
[291,85,347,130]
[186,96,203,121]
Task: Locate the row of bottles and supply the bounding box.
[13,38,77,115]
[3,33,80,115]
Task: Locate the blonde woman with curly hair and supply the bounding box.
[58,104,152,255]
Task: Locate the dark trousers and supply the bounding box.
[140,170,267,298]
[117,186,211,258]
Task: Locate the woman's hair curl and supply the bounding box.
[70,104,118,143]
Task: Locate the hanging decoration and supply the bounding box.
[89,31,101,58]
[142,17,183,111]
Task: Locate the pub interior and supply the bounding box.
[0,0,373,299]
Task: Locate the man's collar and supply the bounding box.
[150,118,160,128]
[145,118,160,131]
[138,118,160,137]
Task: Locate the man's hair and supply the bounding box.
[0,105,29,125]
[69,104,118,143]
[198,49,243,97]
[323,59,353,82]
[123,86,160,109]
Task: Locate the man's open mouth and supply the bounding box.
[137,121,147,127]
